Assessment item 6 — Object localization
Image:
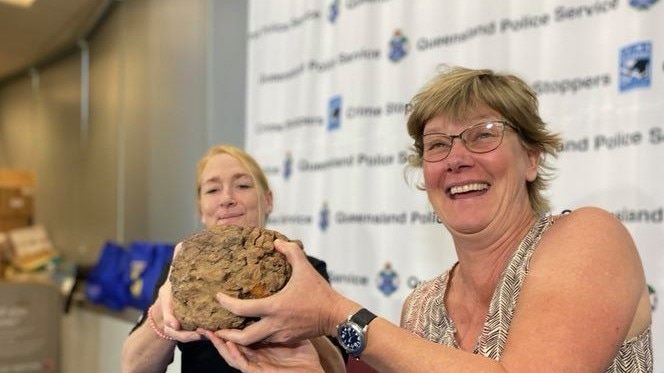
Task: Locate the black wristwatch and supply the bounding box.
[336,308,377,359]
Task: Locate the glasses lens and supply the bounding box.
[463,122,505,153]
[422,134,453,162]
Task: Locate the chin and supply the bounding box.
[217,219,243,227]
[445,214,489,233]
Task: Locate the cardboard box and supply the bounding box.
[0,188,33,218]
[0,216,32,233]
[0,169,35,221]
[0,169,35,189]
[7,225,58,271]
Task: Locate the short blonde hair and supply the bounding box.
[406,66,562,214]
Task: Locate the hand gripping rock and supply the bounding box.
[170,225,299,331]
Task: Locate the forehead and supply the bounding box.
[200,153,251,182]
[424,106,502,133]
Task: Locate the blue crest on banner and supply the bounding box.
[328,95,342,130]
[377,262,399,296]
[388,29,409,62]
[319,202,330,231]
[328,0,340,23]
[649,284,658,311]
[629,0,659,9]
[619,41,651,92]
[283,151,292,180]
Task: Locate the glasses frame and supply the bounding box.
[420,120,516,163]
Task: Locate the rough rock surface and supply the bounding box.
[170,225,295,331]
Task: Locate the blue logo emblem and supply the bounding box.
[619,41,652,92]
[328,0,340,23]
[319,202,329,231]
[388,29,409,63]
[630,0,659,9]
[377,262,399,296]
[328,95,342,130]
[283,151,293,180]
[649,284,658,311]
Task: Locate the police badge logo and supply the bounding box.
[629,0,659,9]
[328,0,340,23]
[388,29,409,63]
[648,284,657,311]
[377,262,399,296]
[283,151,292,180]
[319,201,330,232]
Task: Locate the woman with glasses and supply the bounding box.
[201,67,653,372]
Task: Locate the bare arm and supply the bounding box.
[121,304,177,373]
[499,207,649,372]
[121,243,203,373]
[214,210,649,373]
[310,336,346,373]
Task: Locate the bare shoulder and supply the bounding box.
[551,206,627,234]
[528,206,646,321]
[540,206,638,262]
[500,207,649,370]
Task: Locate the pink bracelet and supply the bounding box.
[147,305,176,341]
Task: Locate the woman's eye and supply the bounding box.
[203,188,219,194]
[427,140,450,150]
[476,131,497,139]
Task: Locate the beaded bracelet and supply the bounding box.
[147,305,176,341]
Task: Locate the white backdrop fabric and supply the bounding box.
[245,0,662,367]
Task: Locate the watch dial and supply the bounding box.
[339,324,364,353]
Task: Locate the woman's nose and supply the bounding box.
[219,190,236,206]
[445,140,473,172]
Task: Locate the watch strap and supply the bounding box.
[349,308,377,328]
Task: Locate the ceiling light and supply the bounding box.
[0,0,37,8]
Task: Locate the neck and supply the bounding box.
[451,210,538,303]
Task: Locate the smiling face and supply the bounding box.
[422,106,539,235]
[198,153,273,229]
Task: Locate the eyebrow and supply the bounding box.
[424,117,502,136]
[201,173,253,185]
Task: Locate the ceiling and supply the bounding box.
[0,0,112,84]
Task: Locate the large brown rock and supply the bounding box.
[170,225,296,331]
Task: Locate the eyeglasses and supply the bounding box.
[421,120,515,162]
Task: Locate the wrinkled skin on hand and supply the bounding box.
[170,225,295,331]
[212,239,352,346]
[199,329,325,373]
[154,243,204,342]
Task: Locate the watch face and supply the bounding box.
[338,322,365,355]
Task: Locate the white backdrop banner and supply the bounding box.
[245,0,663,368]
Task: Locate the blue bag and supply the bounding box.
[127,241,175,310]
[85,241,131,311]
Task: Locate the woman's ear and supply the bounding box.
[525,150,540,182]
[264,189,274,216]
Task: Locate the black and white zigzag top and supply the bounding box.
[401,215,653,372]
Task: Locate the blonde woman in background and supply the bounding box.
[121,145,345,373]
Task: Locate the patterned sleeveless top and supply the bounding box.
[401,215,653,372]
